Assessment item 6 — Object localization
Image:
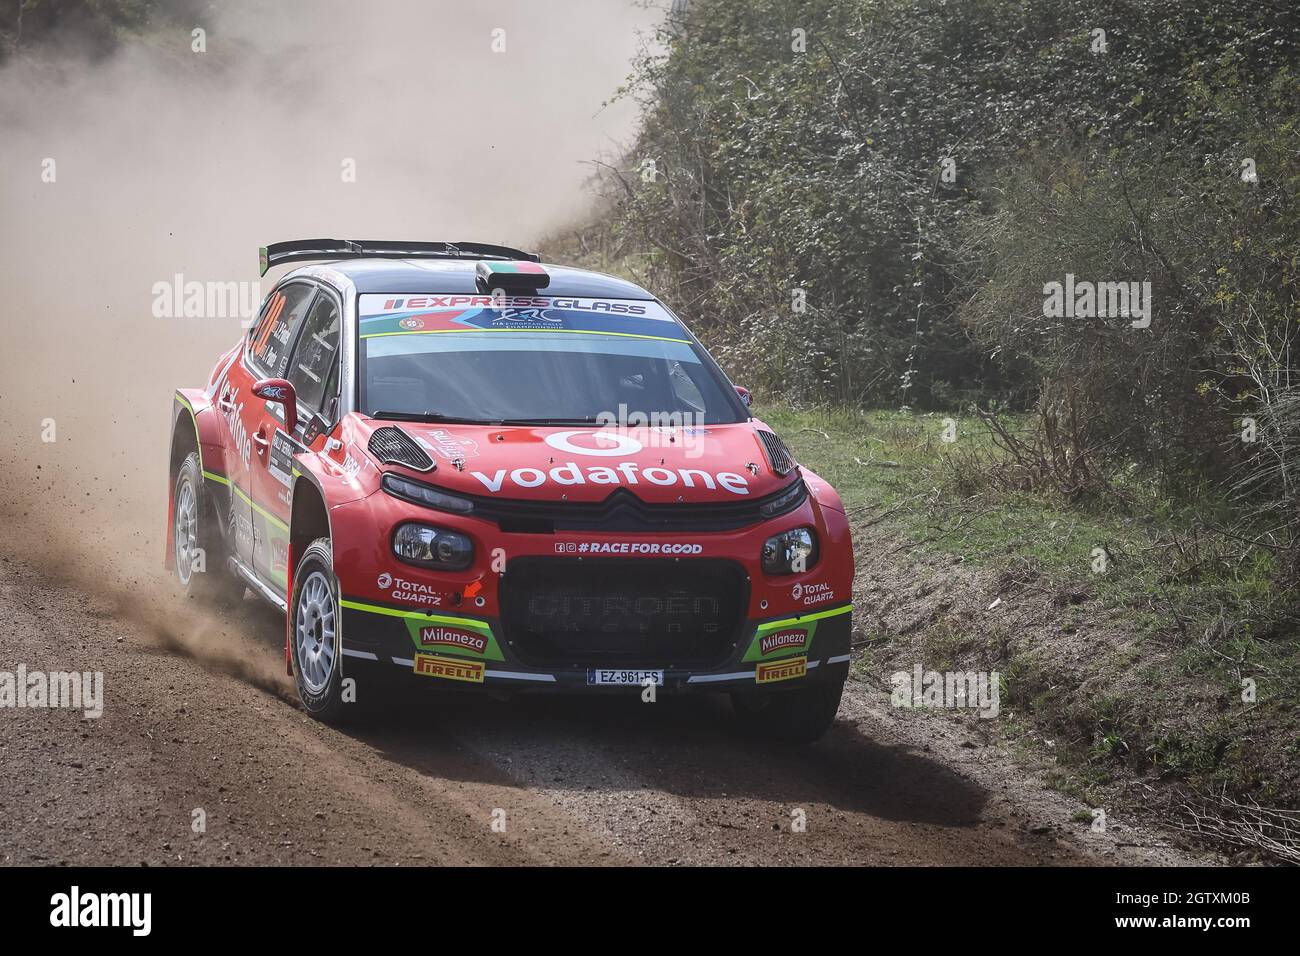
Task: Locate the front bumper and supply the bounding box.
[325,465,856,695]
[337,596,853,694]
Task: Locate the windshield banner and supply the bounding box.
[358,295,688,343]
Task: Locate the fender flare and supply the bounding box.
[284,457,337,675]
[165,389,233,571]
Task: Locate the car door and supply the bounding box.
[212,347,257,572]
[250,284,342,594]
[241,280,319,587]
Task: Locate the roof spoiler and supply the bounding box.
[258,239,541,276]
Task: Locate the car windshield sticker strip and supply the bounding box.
[357,295,690,344]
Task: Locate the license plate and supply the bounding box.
[587,669,664,686]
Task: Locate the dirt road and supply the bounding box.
[0,540,1204,867]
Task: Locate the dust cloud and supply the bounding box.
[0,0,661,676]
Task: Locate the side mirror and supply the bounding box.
[734,385,752,408]
[252,378,297,435]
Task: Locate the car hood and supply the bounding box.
[359,419,794,504]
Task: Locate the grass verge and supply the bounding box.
[763,403,1300,858]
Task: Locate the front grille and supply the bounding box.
[500,557,748,668]
[756,430,797,476]
[470,480,807,534]
[368,426,435,472]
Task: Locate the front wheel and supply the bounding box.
[290,537,347,722]
[732,682,844,744]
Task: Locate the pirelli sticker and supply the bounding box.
[413,653,485,683]
[755,656,807,685]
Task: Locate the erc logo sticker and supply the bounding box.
[418,626,487,655]
[755,656,807,684]
[759,628,808,656]
[413,654,485,683]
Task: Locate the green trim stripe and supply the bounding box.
[340,598,850,631]
[237,484,289,532]
[204,473,289,533]
[340,599,483,628]
[760,604,852,630]
[341,598,505,661]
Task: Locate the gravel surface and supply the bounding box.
[0,547,1205,866]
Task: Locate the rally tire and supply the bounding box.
[731,681,844,744]
[290,537,350,723]
[173,452,245,607]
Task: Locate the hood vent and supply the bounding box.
[756,430,797,477]
[369,426,435,472]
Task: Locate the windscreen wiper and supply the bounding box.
[493,416,606,426]
[370,410,491,425]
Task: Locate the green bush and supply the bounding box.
[596,0,1300,550]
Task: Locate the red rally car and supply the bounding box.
[167,240,854,741]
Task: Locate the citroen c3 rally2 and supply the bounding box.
[166,240,854,741]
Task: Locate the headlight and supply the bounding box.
[382,473,474,515]
[761,527,818,575]
[393,523,474,571]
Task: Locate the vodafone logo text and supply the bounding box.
[470,461,750,495]
[469,430,751,495]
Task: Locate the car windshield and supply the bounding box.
[357,296,744,425]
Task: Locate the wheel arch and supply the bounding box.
[166,390,229,571]
[287,469,334,675]
[289,474,332,564]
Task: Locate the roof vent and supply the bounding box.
[475,259,550,293]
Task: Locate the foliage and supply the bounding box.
[584,0,1300,556]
